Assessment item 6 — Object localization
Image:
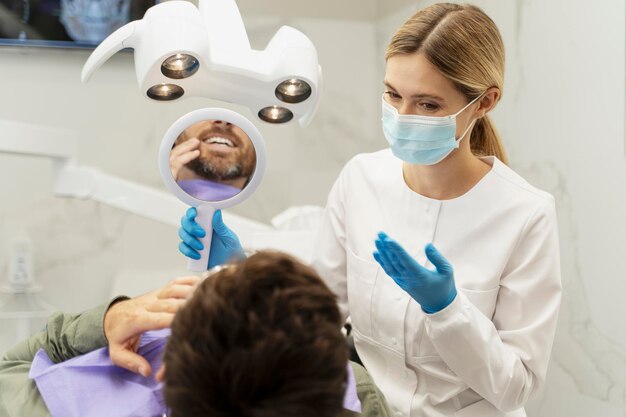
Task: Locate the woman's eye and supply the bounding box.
[419,102,439,112]
[385,91,401,100]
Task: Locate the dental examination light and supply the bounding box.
[81,0,322,126]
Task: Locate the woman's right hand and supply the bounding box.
[179,207,246,269]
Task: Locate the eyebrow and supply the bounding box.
[383,81,446,102]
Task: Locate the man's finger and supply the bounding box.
[148,299,187,314]
[158,284,197,300]
[170,138,199,158]
[169,276,202,286]
[110,347,152,377]
[138,312,176,331]
[155,365,166,382]
[116,311,175,336]
[176,149,200,166]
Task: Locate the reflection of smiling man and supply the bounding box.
[170,120,256,201]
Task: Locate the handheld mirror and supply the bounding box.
[159,108,266,271]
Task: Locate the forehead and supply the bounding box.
[384,53,458,98]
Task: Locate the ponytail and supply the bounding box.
[471,115,508,165]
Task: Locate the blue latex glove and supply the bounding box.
[178,207,245,269]
[373,232,457,314]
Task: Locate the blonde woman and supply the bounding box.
[179,3,562,417]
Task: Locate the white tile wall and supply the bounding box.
[378,1,626,415]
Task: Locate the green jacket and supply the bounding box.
[0,302,390,417]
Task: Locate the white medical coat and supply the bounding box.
[312,150,562,417]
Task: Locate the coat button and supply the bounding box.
[391,337,397,345]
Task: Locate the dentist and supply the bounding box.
[178,3,562,417]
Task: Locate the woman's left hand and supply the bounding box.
[373,232,457,313]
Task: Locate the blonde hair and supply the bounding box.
[386,3,508,164]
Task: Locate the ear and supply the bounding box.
[474,87,500,119]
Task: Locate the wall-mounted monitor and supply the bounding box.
[0,0,155,48]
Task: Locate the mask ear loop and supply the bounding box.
[452,91,486,118]
[455,119,476,145]
[453,91,486,144]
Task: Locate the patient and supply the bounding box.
[0,251,389,417]
[170,119,257,201]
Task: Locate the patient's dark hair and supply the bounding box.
[163,251,348,417]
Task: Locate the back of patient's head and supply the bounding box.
[164,251,349,417]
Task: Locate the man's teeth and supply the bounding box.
[204,137,234,147]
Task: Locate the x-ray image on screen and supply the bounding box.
[0,0,155,47]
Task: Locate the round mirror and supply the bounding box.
[159,108,267,271]
[170,120,257,202]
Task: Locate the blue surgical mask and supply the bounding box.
[381,93,483,165]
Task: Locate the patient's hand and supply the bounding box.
[104,276,201,377]
[170,138,200,180]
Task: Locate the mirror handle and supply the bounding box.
[187,204,215,272]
